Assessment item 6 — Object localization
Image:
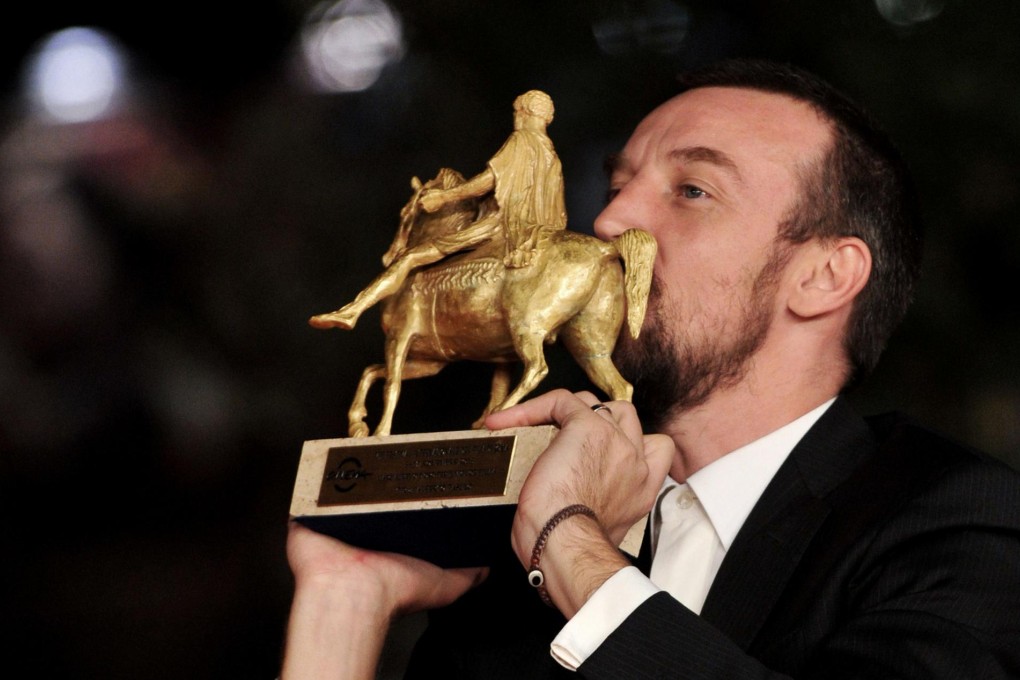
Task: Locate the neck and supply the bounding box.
[518,117,547,134]
[660,339,844,481]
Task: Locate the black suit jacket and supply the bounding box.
[404,399,1020,679]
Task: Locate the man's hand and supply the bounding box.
[485,390,674,615]
[281,522,487,679]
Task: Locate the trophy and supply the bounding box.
[290,90,656,567]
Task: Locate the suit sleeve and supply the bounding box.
[579,456,1020,680]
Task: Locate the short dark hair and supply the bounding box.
[677,58,924,389]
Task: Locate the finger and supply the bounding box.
[452,566,490,592]
[601,399,641,433]
[577,394,631,420]
[641,433,676,488]
[570,391,619,421]
[484,389,590,430]
[403,564,490,613]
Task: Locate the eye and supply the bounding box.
[678,184,709,200]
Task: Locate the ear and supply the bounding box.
[787,237,871,319]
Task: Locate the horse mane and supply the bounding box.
[429,167,465,190]
[409,168,478,245]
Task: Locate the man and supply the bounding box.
[309,89,566,331]
[281,59,1020,679]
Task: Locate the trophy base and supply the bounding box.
[290,426,646,568]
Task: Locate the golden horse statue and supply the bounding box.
[316,167,656,437]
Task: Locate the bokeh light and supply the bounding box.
[875,0,945,26]
[298,0,405,93]
[23,26,126,123]
[592,0,690,56]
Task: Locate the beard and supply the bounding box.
[613,243,789,432]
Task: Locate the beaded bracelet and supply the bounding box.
[527,504,597,607]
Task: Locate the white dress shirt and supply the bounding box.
[550,398,836,670]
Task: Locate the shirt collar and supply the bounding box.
[681,398,836,550]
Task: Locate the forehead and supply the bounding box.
[619,86,832,177]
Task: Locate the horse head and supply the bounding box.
[382,168,476,267]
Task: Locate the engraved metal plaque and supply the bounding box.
[290,426,644,567]
[316,434,516,506]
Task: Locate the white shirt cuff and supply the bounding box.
[549,566,660,670]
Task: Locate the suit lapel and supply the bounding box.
[699,398,876,649]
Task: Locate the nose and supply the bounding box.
[593,179,649,241]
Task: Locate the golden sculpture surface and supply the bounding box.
[309,90,657,437]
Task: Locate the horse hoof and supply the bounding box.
[348,422,370,437]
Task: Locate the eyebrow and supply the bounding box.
[604,147,744,185]
[603,153,622,179]
[667,146,743,184]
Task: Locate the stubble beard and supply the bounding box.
[613,245,788,432]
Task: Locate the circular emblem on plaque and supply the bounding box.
[328,456,371,492]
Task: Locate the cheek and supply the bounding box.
[653,256,757,335]
[654,241,729,300]
[652,221,730,267]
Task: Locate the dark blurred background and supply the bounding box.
[1,0,1017,678]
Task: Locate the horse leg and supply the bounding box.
[494,331,550,412]
[348,364,386,437]
[564,343,633,402]
[560,264,634,402]
[378,359,448,436]
[348,360,447,437]
[472,363,513,429]
[373,325,417,437]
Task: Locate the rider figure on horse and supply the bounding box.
[309,89,566,331]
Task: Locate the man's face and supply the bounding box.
[594,86,831,428]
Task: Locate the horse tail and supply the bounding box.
[611,228,657,339]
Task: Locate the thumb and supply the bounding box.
[404,566,490,614]
[642,433,675,489]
